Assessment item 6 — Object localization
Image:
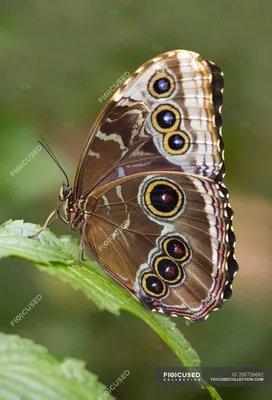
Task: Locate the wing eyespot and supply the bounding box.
[148,70,175,99]
[143,179,184,218]
[163,130,190,155]
[162,237,191,263]
[151,104,180,133]
[141,273,167,298]
[153,256,184,285]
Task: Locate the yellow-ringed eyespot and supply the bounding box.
[153,256,184,285]
[141,273,167,298]
[148,71,175,99]
[144,179,184,218]
[162,237,191,262]
[151,104,180,133]
[163,131,190,155]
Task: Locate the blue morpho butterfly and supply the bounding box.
[31,50,238,321]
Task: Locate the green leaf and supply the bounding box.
[0,220,222,400]
[0,332,114,400]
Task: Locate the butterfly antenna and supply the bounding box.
[38,137,70,186]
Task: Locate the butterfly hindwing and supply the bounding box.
[83,172,237,320]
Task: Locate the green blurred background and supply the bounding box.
[1,1,271,399]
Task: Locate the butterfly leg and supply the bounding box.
[81,249,87,262]
[57,208,70,224]
[77,223,87,266]
[28,208,59,238]
[77,238,87,266]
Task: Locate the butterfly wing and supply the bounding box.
[74,50,224,199]
[74,49,238,319]
[83,172,237,320]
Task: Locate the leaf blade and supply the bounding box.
[0,220,222,400]
[0,332,114,400]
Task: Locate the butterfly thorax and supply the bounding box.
[59,184,98,231]
[59,184,88,230]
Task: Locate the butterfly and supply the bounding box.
[34,50,238,321]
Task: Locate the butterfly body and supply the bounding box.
[55,50,238,321]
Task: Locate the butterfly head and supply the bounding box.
[58,183,78,227]
[59,184,72,201]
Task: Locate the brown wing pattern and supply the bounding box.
[74,50,224,198]
[74,50,238,320]
[84,172,237,320]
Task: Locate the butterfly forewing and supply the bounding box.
[74,50,224,198]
